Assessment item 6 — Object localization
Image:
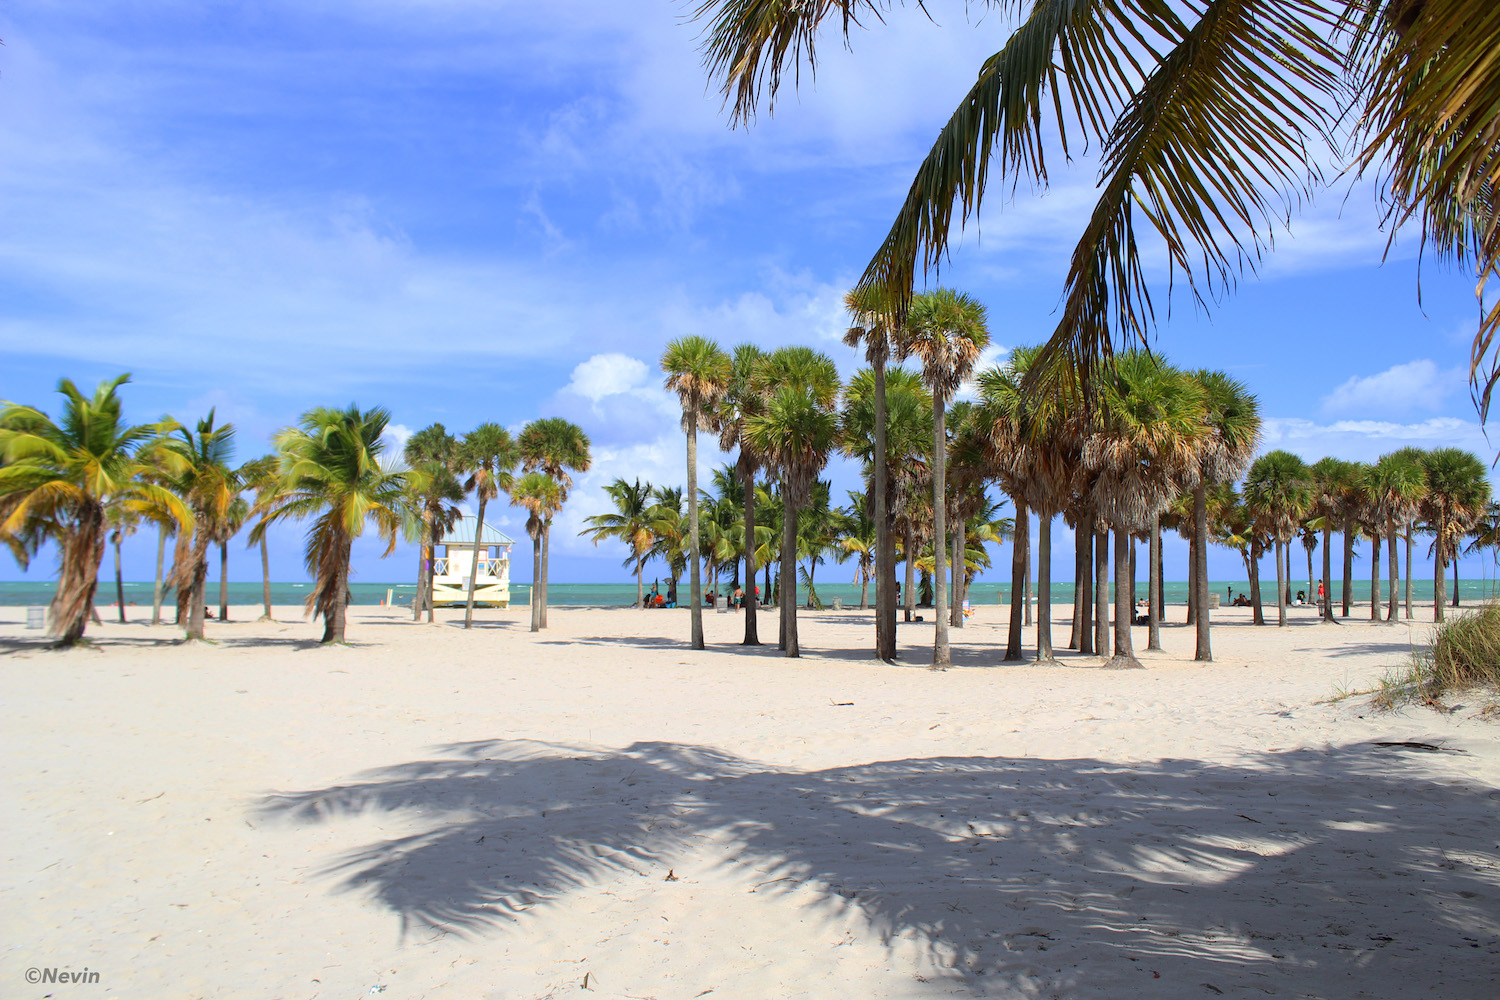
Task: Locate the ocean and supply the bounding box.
[3,578,1497,608]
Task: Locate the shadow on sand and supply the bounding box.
[257,739,1499,997]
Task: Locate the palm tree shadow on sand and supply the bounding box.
[256,740,1499,997]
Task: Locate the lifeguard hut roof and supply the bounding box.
[440,517,514,547]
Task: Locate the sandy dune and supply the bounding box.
[2,601,1497,999]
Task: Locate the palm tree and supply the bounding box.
[901,287,989,669]
[662,336,732,650]
[403,424,463,623]
[698,2,1500,421]
[717,344,772,645]
[1244,451,1313,629]
[106,504,140,623]
[511,472,563,632]
[1,376,189,645]
[165,412,243,639]
[836,489,877,609]
[1421,448,1490,621]
[240,455,282,622]
[1309,457,1356,623]
[744,347,841,657]
[842,365,932,637]
[260,405,410,643]
[581,478,658,607]
[518,418,591,629]
[843,286,901,660]
[214,495,250,623]
[979,346,1079,663]
[1367,450,1427,621]
[457,424,518,630]
[647,485,688,606]
[1187,371,1260,658]
[1334,461,1371,617]
[1082,353,1204,667]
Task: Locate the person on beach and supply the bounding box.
[731,586,743,608]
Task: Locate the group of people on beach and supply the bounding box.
[640,584,761,609]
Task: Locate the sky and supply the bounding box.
[2,0,1496,590]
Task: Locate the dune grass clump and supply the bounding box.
[1373,603,1500,709]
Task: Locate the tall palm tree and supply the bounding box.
[240,455,282,622]
[1244,450,1313,629]
[901,287,989,669]
[744,347,841,657]
[1187,371,1260,658]
[457,424,519,630]
[404,424,462,623]
[106,504,139,623]
[518,418,591,629]
[1082,352,1204,667]
[662,336,733,650]
[978,346,1078,663]
[1309,457,1356,623]
[836,489,877,609]
[214,495,250,623]
[1421,447,1489,621]
[843,286,900,660]
[1335,461,1371,617]
[697,2,1500,422]
[164,411,249,640]
[581,478,658,608]
[718,344,772,645]
[1367,450,1426,621]
[842,366,932,635]
[260,405,410,644]
[1,376,189,645]
[647,485,688,606]
[511,472,563,632]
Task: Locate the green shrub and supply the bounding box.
[1375,603,1500,709]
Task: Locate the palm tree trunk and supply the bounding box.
[1107,526,1142,668]
[1023,553,1032,626]
[1453,557,1461,607]
[413,515,430,622]
[464,499,487,629]
[51,503,108,645]
[950,522,964,628]
[859,559,869,609]
[781,489,799,657]
[1193,486,1212,660]
[321,541,350,643]
[1078,510,1095,656]
[1320,525,1334,623]
[636,554,645,609]
[1342,515,1354,617]
[1094,524,1109,656]
[114,530,126,624]
[931,396,950,669]
[1035,513,1053,662]
[872,352,894,660]
[151,524,167,626]
[686,420,704,650]
[1305,540,1314,608]
[187,531,210,641]
[903,521,916,624]
[1435,510,1447,622]
[1068,539,1083,650]
[741,463,761,644]
[1275,537,1287,627]
[216,540,228,623]
[258,534,273,621]
[540,523,552,629]
[1403,524,1413,619]
[529,533,542,631]
[1249,537,1264,626]
[426,528,438,623]
[1386,521,1400,621]
[1147,515,1161,651]
[1005,500,1027,661]
[1370,533,1381,620]
[1186,536,1196,626]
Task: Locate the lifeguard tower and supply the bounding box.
[431,516,514,607]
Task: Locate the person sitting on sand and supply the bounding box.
[1233,592,1251,607]
[1294,590,1306,606]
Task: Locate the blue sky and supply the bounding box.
[2,1,1494,588]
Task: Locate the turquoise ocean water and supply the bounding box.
[3,578,1497,608]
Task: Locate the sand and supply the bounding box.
[2,600,1498,999]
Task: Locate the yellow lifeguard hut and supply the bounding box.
[431,516,514,607]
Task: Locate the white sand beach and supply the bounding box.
[3,604,1498,999]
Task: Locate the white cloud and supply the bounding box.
[1320,359,1462,418]
[565,353,651,403]
[1260,414,1496,467]
[382,422,414,453]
